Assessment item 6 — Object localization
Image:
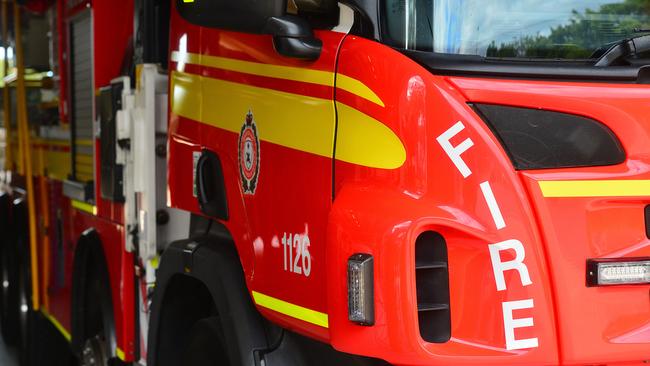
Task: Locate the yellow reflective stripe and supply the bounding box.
[171,51,384,107]
[172,71,405,169]
[75,139,94,147]
[172,71,335,158]
[336,74,384,107]
[41,310,71,342]
[150,256,160,270]
[75,154,94,165]
[33,139,69,147]
[336,102,405,169]
[43,150,71,181]
[76,173,94,183]
[252,291,329,328]
[116,348,126,361]
[539,180,650,197]
[71,199,97,215]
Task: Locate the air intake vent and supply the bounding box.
[415,231,451,343]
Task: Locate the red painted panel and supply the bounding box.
[167,8,345,341]
[91,0,132,223]
[326,34,650,365]
[166,6,650,366]
[450,76,650,364]
[34,176,134,360]
[328,36,559,365]
[68,210,134,360]
[45,179,74,333]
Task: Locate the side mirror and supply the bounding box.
[264,15,322,61]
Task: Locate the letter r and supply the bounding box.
[488,239,532,291]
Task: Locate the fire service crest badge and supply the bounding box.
[238,110,260,195]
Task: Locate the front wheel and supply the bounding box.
[0,240,19,346]
[80,334,109,366]
[77,273,126,366]
[181,317,231,366]
[17,242,34,366]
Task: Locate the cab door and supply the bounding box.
[170,0,348,339]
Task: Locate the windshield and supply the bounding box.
[383,0,650,60]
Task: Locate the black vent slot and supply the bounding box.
[196,150,229,220]
[415,231,451,343]
[645,205,650,239]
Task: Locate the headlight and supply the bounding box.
[587,258,650,286]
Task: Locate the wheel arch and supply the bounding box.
[147,225,269,366]
[70,228,119,359]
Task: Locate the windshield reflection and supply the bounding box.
[384,0,650,59]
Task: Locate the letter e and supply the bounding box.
[502,299,539,350]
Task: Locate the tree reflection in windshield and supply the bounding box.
[487,0,650,59]
[383,0,650,60]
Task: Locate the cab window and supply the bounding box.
[383,0,650,60]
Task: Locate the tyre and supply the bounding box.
[80,333,110,366]
[149,239,271,366]
[16,222,75,366]
[181,317,231,366]
[77,251,125,366]
[0,236,19,346]
[0,193,19,346]
[17,235,36,366]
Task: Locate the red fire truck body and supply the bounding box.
[0,0,139,362]
[160,2,650,364]
[3,0,650,365]
[56,1,136,361]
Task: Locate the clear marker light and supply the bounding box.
[587,258,650,286]
[348,253,374,325]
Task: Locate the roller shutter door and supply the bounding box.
[70,11,94,183]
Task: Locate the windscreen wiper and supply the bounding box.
[595,30,650,67]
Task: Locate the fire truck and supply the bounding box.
[1,0,650,365]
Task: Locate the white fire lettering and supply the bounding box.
[436,121,474,178]
[437,122,539,351]
[503,299,539,350]
[488,240,532,292]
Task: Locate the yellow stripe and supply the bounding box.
[71,199,97,215]
[33,138,70,147]
[173,71,335,157]
[75,170,94,179]
[171,51,384,107]
[76,173,94,183]
[116,348,126,361]
[75,154,94,165]
[75,138,94,147]
[336,74,384,107]
[43,311,126,360]
[41,310,71,342]
[150,256,160,270]
[252,291,329,328]
[336,102,405,169]
[172,71,405,169]
[539,180,650,197]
